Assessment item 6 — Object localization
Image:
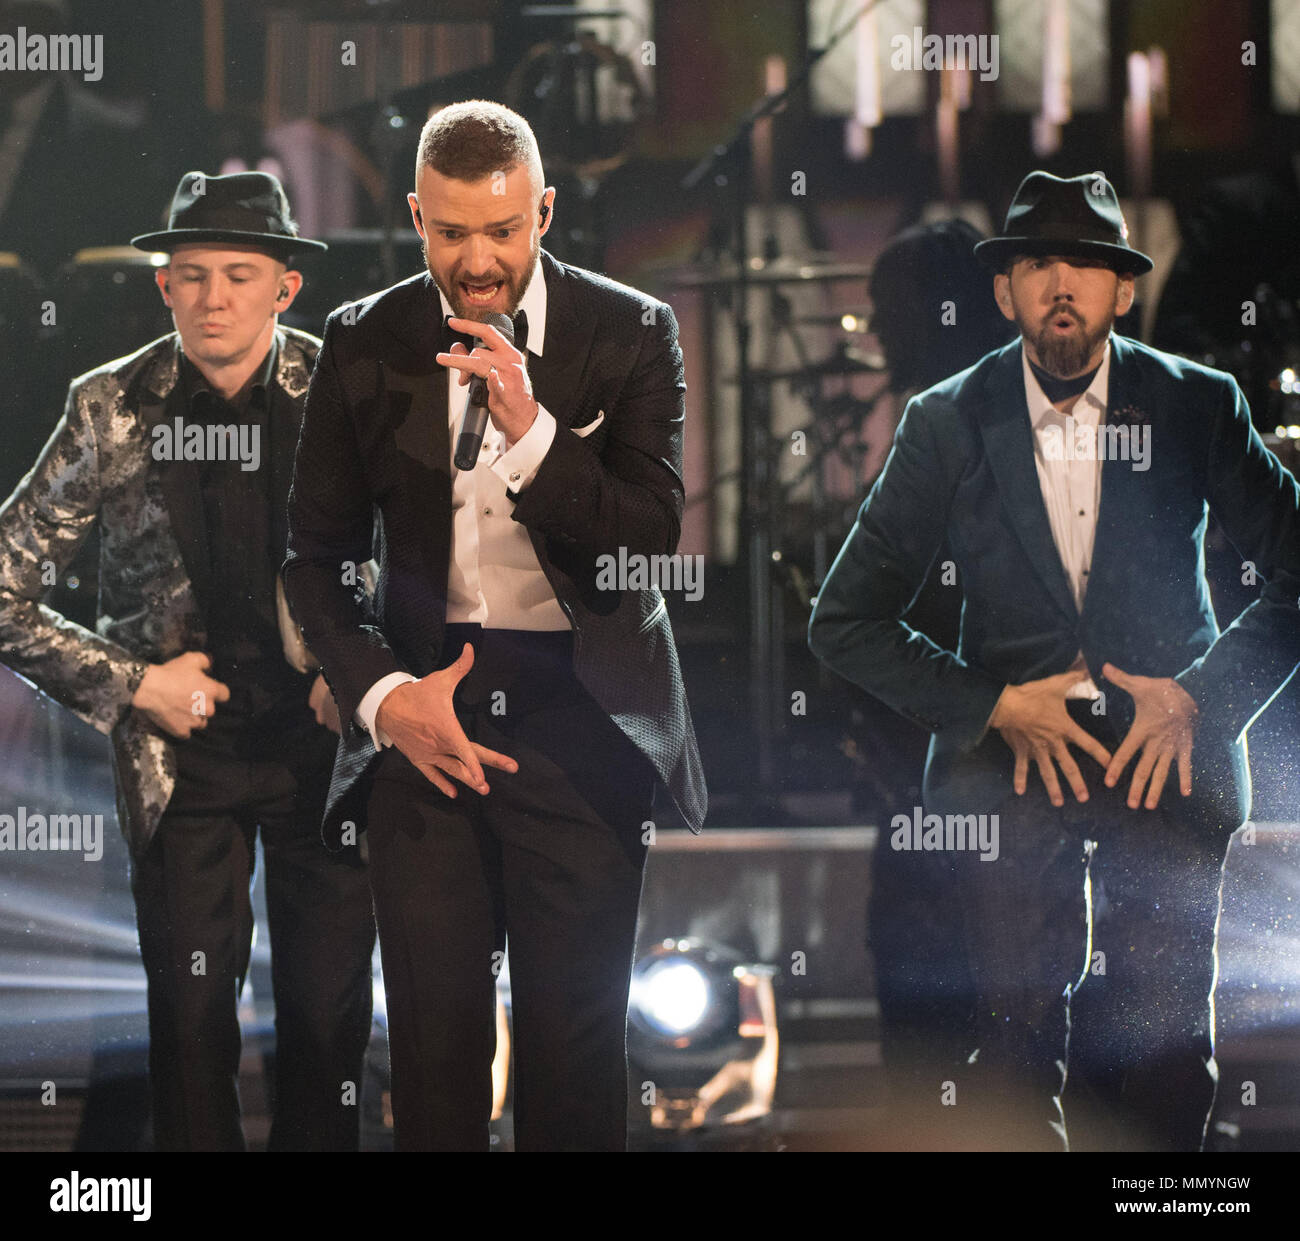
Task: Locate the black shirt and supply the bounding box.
[177,344,306,726]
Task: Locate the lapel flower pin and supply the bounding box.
[1109,403,1149,427]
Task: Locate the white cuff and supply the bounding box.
[356,671,419,751]
[493,403,556,494]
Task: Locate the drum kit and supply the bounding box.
[652,247,890,801]
[652,251,884,530]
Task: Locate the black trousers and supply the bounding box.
[869,843,977,1106]
[364,626,653,1152]
[130,703,376,1151]
[949,701,1228,1151]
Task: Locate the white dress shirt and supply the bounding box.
[356,258,569,747]
[1024,340,1112,699]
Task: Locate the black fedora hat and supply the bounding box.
[973,171,1152,275]
[131,170,327,260]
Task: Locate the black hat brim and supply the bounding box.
[973,235,1152,275]
[130,228,328,259]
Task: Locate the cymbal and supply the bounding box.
[656,254,872,289]
[729,345,887,382]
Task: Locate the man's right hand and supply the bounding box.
[374,644,518,798]
[989,670,1113,806]
[131,651,231,739]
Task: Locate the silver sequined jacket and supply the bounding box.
[0,328,320,858]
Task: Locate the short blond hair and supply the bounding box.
[415,100,543,189]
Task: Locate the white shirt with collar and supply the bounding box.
[356,257,568,747]
[1024,338,1111,699]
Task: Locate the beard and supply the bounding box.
[425,233,540,322]
[1022,302,1113,377]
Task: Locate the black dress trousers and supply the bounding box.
[948,701,1228,1152]
[364,626,654,1152]
[130,685,377,1151]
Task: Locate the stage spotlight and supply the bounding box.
[628,938,780,1136]
[633,955,712,1038]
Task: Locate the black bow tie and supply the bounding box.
[445,309,529,354]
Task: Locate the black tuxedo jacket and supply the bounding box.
[809,334,1300,833]
[284,251,707,844]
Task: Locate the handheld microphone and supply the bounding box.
[453,311,514,471]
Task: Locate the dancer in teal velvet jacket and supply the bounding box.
[810,171,1300,1151]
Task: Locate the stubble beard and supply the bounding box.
[424,233,540,323]
[1023,303,1114,377]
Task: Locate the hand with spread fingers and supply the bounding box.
[374,643,518,798]
[437,316,538,446]
[1101,662,1198,809]
[989,669,1113,806]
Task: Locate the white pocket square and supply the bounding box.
[572,410,605,438]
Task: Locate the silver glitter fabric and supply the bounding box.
[0,328,319,858]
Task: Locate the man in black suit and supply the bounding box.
[284,100,706,1151]
[809,172,1300,1150]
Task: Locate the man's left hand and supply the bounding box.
[438,316,538,446]
[309,672,341,735]
[1102,662,1198,809]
